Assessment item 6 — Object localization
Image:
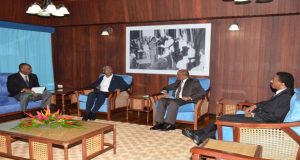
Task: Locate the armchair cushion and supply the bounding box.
[284,88,300,135]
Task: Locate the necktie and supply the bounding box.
[25,75,29,87]
[175,81,182,99]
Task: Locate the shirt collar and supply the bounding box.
[19,72,27,77]
[104,74,113,79]
[275,88,286,95]
[182,78,188,83]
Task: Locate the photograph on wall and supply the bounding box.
[126,23,211,76]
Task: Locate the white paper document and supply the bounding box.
[32,87,46,94]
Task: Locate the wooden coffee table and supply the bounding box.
[0,119,116,160]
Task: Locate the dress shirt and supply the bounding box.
[175,78,188,98]
[99,74,113,92]
[275,88,286,96]
[19,72,29,84]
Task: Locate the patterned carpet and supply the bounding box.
[3,120,195,160]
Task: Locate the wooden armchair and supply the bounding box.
[190,120,300,160]
[151,77,210,129]
[75,75,132,120]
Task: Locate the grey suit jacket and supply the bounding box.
[162,78,207,103]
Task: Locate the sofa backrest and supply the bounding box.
[0,73,12,96]
[168,77,210,99]
[284,88,300,135]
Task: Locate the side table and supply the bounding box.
[49,89,75,115]
[217,98,254,117]
[127,94,153,123]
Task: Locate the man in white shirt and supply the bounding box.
[150,69,206,131]
[82,66,130,121]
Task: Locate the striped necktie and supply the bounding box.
[175,81,182,99]
[25,75,29,87]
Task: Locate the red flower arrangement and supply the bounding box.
[15,106,82,128]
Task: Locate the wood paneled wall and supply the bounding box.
[1,0,299,113]
[1,0,299,26]
[52,15,300,113]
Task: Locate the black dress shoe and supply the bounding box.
[161,124,176,131]
[20,113,27,118]
[150,122,164,130]
[182,128,196,139]
[90,113,97,120]
[82,116,88,121]
[192,134,203,145]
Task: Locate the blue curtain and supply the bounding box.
[0,21,55,90]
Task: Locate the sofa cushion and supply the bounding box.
[0,96,9,104]
[0,99,42,114]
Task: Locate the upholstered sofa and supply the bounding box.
[0,73,42,121]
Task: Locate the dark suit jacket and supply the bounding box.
[162,78,206,103]
[253,88,294,122]
[86,75,130,92]
[7,73,40,97]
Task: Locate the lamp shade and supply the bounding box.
[101,31,110,36]
[229,23,240,31]
[101,28,113,36]
[45,3,56,14]
[26,3,42,14]
[234,0,251,4]
[58,5,70,15]
[26,0,70,17]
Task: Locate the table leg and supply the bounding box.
[62,94,65,114]
[64,144,69,160]
[113,125,116,154]
[127,99,130,121]
[146,100,150,123]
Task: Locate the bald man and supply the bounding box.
[150,70,207,131]
[82,66,130,121]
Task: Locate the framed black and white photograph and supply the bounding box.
[126,23,211,76]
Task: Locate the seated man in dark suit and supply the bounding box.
[82,66,130,121]
[6,63,52,116]
[150,69,207,131]
[183,72,295,145]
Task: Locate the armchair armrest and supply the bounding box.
[190,146,265,160]
[215,120,300,145]
[150,92,165,101]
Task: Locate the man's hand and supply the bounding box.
[181,96,192,101]
[160,90,169,98]
[244,112,252,117]
[114,89,121,94]
[22,88,32,93]
[245,105,256,113]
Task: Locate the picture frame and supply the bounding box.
[126,23,211,76]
